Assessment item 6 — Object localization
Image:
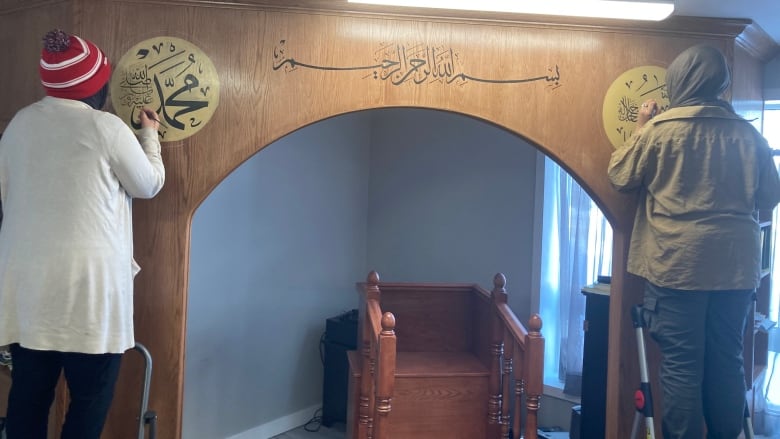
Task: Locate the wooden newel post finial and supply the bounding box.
[492,272,507,304]
[529,313,543,333]
[493,272,506,290]
[381,312,396,334]
[366,270,381,300]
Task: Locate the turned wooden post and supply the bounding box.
[501,329,514,439]
[489,273,508,437]
[358,315,370,439]
[524,314,544,438]
[512,347,524,439]
[372,312,396,439]
[358,271,381,439]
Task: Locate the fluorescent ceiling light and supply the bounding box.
[348,0,675,21]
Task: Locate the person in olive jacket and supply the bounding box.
[609,44,780,439]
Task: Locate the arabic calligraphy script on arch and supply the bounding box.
[110,36,220,143]
[272,39,562,89]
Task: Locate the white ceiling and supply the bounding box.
[674,0,780,45]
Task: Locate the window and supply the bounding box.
[535,102,780,407]
[767,101,780,325]
[537,156,612,393]
[762,100,780,410]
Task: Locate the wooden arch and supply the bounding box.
[0,1,774,438]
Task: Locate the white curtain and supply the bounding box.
[757,116,780,434]
[540,157,612,394]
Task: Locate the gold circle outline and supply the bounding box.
[602,65,668,149]
[109,36,220,143]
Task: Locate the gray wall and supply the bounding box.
[184,108,538,438]
[367,109,537,317]
[184,112,372,438]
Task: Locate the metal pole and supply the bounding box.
[133,343,153,439]
[631,305,656,439]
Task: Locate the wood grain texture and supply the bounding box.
[389,375,488,439]
[0,2,71,132]
[380,289,474,352]
[0,1,770,438]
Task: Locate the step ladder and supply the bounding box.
[629,304,755,439]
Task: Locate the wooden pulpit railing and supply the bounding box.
[357,271,396,439]
[350,271,543,439]
[490,273,544,439]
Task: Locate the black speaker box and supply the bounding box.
[321,309,358,427]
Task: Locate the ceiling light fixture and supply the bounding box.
[347,0,675,21]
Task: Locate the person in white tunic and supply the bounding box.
[0,29,165,439]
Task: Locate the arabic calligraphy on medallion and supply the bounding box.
[602,65,669,149]
[273,40,561,89]
[110,36,220,142]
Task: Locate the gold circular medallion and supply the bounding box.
[110,36,220,142]
[602,65,669,149]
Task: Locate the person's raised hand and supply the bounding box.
[138,107,161,131]
[637,99,659,129]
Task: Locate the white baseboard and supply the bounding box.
[225,404,321,439]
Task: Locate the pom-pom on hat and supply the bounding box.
[39,29,111,100]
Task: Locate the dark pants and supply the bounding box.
[5,344,122,439]
[643,282,753,439]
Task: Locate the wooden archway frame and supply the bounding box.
[0,1,774,438]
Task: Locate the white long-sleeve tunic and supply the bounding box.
[0,97,165,354]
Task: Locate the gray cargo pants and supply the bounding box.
[643,282,753,439]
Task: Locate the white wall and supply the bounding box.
[184,108,539,438]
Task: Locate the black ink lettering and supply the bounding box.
[125,66,150,87]
[636,73,648,92]
[160,61,185,75]
[149,50,186,70]
[640,83,667,97]
[617,95,639,123]
[272,40,562,89]
[155,74,209,130]
[176,54,196,78]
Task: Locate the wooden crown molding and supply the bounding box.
[736,21,780,63]
[104,0,764,44]
[6,0,776,59]
[0,0,66,15]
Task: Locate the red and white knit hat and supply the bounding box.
[39,29,111,100]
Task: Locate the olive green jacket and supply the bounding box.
[608,105,780,290]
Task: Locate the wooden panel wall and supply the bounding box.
[0,1,773,438]
[732,42,768,124]
[0,0,72,130]
[380,288,475,352]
